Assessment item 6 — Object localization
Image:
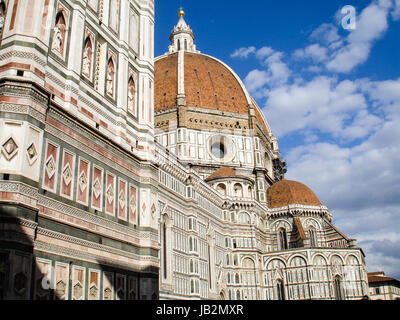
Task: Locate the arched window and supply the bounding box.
[235,273,240,284]
[82,37,93,78]
[216,183,226,196]
[162,222,167,279]
[184,39,188,51]
[242,258,255,269]
[239,212,250,225]
[190,279,195,294]
[232,239,237,249]
[189,237,193,252]
[236,290,241,300]
[52,11,67,55]
[248,186,253,199]
[278,228,288,250]
[334,275,343,300]
[234,183,243,198]
[109,0,120,33]
[128,76,136,114]
[177,39,181,51]
[276,280,285,300]
[309,227,317,247]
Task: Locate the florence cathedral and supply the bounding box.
[0,0,369,300]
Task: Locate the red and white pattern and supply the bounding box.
[105,172,116,216]
[118,179,127,220]
[129,184,137,225]
[60,149,75,200]
[43,141,59,193]
[76,158,90,206]
[91,165,103,211]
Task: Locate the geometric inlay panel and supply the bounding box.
[1,136,19,161]
[45,155,57,179]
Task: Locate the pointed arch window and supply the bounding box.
[278,228,288,250]
[236,290,241,300]
[248,186,253,199]
[309,227,317,247]
[189,259,194,274]
[162,221,167,279]
[334,275,343,300]
[235,273,240,284]
[276,279,285,300]
[190,279,195,294]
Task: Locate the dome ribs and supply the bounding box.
[267,179,322,209]
[183,53,247,113]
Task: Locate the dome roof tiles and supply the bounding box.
[155,52,249,113]
[205,167,251,182]
[183,53,249,113]
[155,53,178,112]
[267,179,322,208]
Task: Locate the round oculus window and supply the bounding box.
[211,141,226,159]
[208,135,236,162]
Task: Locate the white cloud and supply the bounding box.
[309,23,341,45]
[243,69,271,93]
[291,0,396,73]
[262,77,381,140]
[255,46,274,60]
[283,80,400,278]
[230,46,256,59]
[230,0,400,281]
[243,50,291,94]
[293,44,328,63]
[393,0,400,19]
[327,1,392,73]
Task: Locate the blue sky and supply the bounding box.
[155,0,400,279]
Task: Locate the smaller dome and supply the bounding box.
[205,167,250,182]
[267,179,322,208]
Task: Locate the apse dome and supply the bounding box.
[267,179,322,209]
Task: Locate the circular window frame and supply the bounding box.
[207,135,236,163]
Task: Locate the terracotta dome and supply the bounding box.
[155,52,249,113]
[205,167,251,182]
[267,179,322,209]
[154,10,274,138]
[154,52,272,136]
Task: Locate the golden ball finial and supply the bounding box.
[179,7,185,18]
